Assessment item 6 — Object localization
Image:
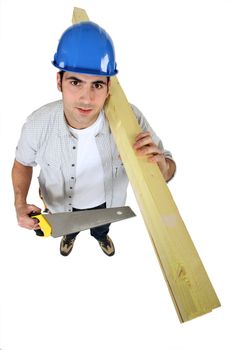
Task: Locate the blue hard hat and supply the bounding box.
[52,21,118,76]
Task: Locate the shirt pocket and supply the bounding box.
[38,155,62,189]
[113,158,125,178]
[38,153,61,170]
[37,155,62,186]
[44,159,61,170]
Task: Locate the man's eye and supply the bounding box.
[71,81,80,86]
[93,83,103,89]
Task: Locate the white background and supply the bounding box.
[0,0,233,349]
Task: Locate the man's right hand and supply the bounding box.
[16,204,42,230]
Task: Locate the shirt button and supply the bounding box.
[68,209,72,212]
[70,187,73,189]
[71,177,74,180]
[71,164,75,167]
[69,196,72,198]
[73,146,76,150]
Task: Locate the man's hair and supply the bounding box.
[59,70,65,82]
[58,71,110,83]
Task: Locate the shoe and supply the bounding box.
[60,235,76,256]
[98,235,115,256]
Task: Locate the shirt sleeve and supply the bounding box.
[15,119,38,167]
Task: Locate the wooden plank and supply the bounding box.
[104,78,221,322]
[72,7,220,322]
[72,7,89,23]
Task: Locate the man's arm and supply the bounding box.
[133,132,176,182]
[12,159,41,229]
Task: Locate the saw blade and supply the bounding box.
[37,206,136,238]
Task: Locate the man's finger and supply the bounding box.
[134,132,150,142]
[133,136,153,149]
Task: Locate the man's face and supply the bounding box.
[57,72,110,129]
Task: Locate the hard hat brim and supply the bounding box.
[52,60,118,77]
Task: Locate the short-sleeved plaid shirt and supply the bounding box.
[16,100,173,213]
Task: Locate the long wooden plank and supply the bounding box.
[72,7,89,22]
[72,7,220,322]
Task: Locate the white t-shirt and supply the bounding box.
[69,112,105,209]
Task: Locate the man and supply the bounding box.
[12,21,176,257]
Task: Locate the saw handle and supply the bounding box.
[30,213,52,237]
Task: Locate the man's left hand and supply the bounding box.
[133,132,171,180]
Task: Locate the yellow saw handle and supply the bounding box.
[31,214,52,237]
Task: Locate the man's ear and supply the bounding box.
[57,72,62,92]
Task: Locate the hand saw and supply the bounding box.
[31,206,136,237]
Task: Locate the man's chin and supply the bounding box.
[72,113,99,129]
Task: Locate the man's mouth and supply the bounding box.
[76,107,93,115]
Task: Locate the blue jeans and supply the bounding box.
[66,203,110,241]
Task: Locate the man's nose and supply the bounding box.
[80,86,94,103]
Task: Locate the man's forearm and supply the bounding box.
[12,160,33,208]
[12,160,41,229]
